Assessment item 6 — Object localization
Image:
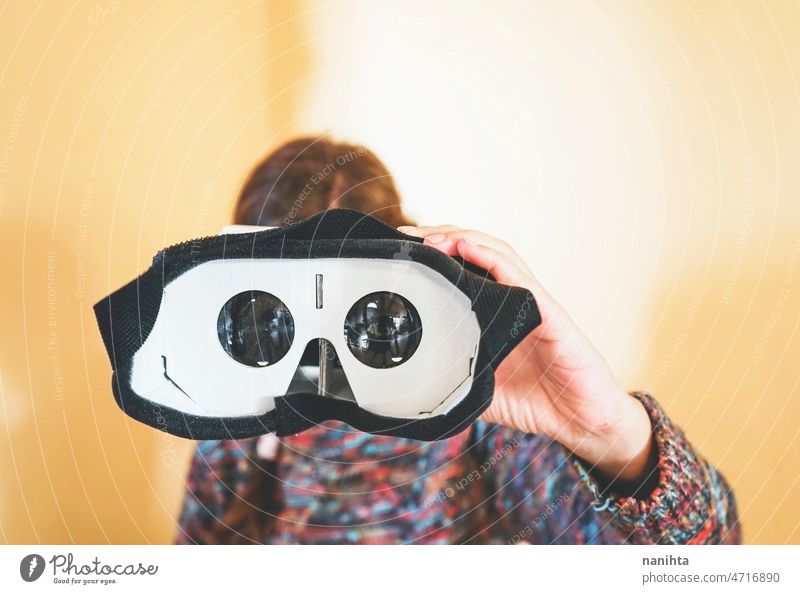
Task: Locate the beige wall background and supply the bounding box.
[0,0,798,544]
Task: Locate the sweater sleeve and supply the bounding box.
[569,391,741,544]
[485,392,741,544]
[173,438,258,545]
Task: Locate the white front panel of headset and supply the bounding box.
[130,257,481,419]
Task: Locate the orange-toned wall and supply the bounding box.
[1,1,798,544]
[0,0,314,543]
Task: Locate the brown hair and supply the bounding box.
[233,135,412,228]
[207,135,411,544]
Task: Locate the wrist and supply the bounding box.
[568,392,656,486]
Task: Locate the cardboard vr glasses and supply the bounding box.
[94,208,541,441]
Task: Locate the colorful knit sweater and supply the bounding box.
[174,392,741,544]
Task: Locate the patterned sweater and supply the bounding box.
[174,392,741,544]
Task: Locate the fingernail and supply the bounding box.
[397,226,415,234]
[424,233,446,244]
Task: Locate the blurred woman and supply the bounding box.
[174,136,740,544]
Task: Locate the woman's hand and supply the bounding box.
[398,224,656,488]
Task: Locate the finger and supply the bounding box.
[478,406,499,427]
[397,224,462,237]
[448,229,535,277]
[420,234,533,290]
[455,237,530,287]
[425,235,564,339]
[418,230,533,280]
[419,233,462,256]
[397,225,533,274]
[405,228,555,309]
[456,237,558,312]
[401,225,515,257]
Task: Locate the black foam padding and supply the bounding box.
[94,208,541,441]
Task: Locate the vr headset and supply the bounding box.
[94,209,541,441]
